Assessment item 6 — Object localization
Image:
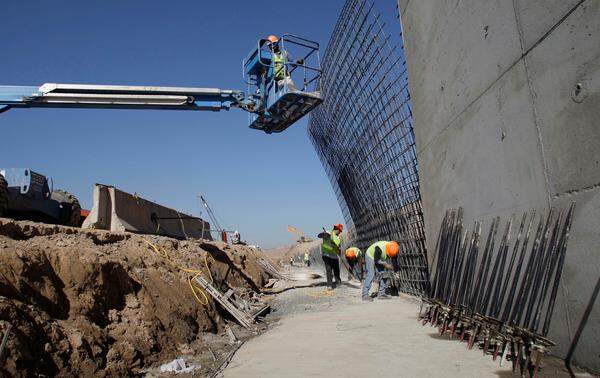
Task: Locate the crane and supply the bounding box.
[0,34,322,134]
[287,224,313,243]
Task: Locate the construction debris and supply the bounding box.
[193,275,259,330]
[159,358,199,374]
[420,203,575,376]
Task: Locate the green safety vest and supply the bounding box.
[346,247,362,259]
[272,52,286,80]
[321,230,341,256]
[304,252,310,261]
[366,241,389,260]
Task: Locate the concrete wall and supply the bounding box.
[399,0,599,371]
[82,184,211,240]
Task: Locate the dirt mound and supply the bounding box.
[0,218,270,376]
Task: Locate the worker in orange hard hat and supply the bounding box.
[264,34,297,92]
[361,240,399,301]
[320,223,344,289]
[345,246,363,281]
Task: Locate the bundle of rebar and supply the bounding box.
[420,203,575,376]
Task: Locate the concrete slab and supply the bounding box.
[524,0,600,195]
[223,287,586,377]
[513,0,583,51]
[400,0,600,370]
[417,60,548,258]
[401,0,522,151]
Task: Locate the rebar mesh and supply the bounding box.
[308,0,429,296]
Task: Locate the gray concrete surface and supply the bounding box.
[82,184,211,239]
[223,284,588,377]
[399,0,600,371]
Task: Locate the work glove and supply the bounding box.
[380,262,394,271]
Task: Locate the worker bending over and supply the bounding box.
[362,240,399,301]
[321,223,343,289]
[345,247,362,280]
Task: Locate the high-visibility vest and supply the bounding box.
[321,230,341,256]
[304,252,310,261]
[273,52,286,80]
[366,241,389,260]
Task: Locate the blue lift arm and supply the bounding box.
[0,83,255,113]
[0,35,323,134]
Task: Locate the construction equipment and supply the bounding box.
[198,194,243,243]
[0,168,80,226]
[0,35,322,134]
[287,224,312,243]
[420,203,576,377]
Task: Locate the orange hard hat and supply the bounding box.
[386,241,399,258]
[266,35,279,43]
[345,248,357,259]
[333,223,344,232]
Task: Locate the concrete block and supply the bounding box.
[525,0,600,195]
[513,0,582,51]
[401,0,522,151]
[417,60,548,257]
[82,184,211,240]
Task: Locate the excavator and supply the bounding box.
[0,34,323,224]
[0,34,322,134]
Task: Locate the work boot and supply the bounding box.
[362,296,373,302]
[377,293,391,300]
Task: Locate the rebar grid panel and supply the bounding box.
[308,0,428,295]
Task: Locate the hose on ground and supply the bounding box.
[142,238,213,306]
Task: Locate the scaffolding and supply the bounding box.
[308,0,429,296]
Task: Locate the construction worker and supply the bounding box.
[289,256,294,267]
[266,35,296,91]
[345,247,362,280]
[321,223,343,289]
[304,251,311,267]
[362,240,399,301]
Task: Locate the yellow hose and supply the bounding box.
[142,239,212,306]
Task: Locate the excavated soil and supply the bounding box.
[0,218,271,377]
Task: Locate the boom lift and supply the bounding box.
[0,35,322,134]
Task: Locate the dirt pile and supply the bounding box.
[0,218,270,376]
[265,239,321,265]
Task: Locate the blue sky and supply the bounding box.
[0,1,348,248]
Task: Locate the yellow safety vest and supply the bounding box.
[273,52,286,80]
[321,230,341,256]
[366,241,389,260]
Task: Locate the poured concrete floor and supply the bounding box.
[223,279,590,377]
